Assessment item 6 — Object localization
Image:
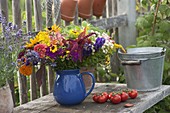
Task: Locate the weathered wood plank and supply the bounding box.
[46,0,55,93]
[117,0,137,48]
[13,83,170,113]
[54,0,61,25]
[110,0,120,76]
[40,64,47,97]
[17,72,28,105]
[33,0,47,97]
[12,0,22,28]
[33,0,42,31]
[12,0,28,105]
[0,0,8,20]
[46,0,53,27]
[47,66,55,93]
[90,14,127,29]
[30,66,37,100]
[74,2,79,25]
[25,0,38,101]
[26,0,33,32]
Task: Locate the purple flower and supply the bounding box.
[16,29,22,37]
[46,47,64,59]
[8,22,12,27]
[94,37,105,51]
[70,51,79,62]
[12,25,18,30]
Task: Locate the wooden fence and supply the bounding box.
[0,0,137,106]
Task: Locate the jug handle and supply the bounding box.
[80,72,95,98]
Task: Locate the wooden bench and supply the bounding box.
[14,83,170,113]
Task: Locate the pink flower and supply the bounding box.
[34,44,47,58]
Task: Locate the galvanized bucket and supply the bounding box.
[118,47,166,91]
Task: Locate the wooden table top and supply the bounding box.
[14,83,170,113]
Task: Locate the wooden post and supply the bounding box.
[117,0,137,48]
[12,0,28,105]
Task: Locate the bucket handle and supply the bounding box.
[120,58,149,65]
[121,60,141,65]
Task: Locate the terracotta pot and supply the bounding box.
[93,0,106,17]
[80,67,96,90]
[61,0,78,22]
[0,84,14,113]
[78,0,94,19]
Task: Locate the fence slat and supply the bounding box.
[26,0,33,32]
[90,14,127,29]
[47,66,55,93]
[33,0,47,97]
[33,0,42,31]
[46,0,55,93]
[12,0,28,105]
[74,2,79,25]
[25,0,38,101]
[46,0,53,27]
[54,0,61,25]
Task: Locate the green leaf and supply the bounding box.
[159,4,169,14]
[159,20,170,32]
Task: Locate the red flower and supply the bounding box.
[34,44,47,58]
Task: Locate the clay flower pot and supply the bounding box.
[93,0,106,17]
[78,0,94,19]
[61,0,78,22]
[0,84,14,113]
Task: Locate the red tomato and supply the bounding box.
[110,94,121,104]
[128,89,138,99]
[92,94,99,103]
[108,92,113,100]
[120,92,128,102]
[102,92,109,99]
[98,95,108,103]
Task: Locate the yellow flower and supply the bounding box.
[50,45,58,53]
[52,24,61,32]
[66,51,70,54]
[69,30,80,38]
[105,55,110,65]
[37,31,50,46]
[25,37,39,48]
[114,43,126,53]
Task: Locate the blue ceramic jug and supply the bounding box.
[53,69,95,105]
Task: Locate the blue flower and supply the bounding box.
[94,37,105,51]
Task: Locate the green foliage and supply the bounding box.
[136,1,170,112]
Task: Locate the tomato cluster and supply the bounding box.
[92,89,138,104]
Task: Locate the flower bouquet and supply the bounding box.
[17,21,125,86]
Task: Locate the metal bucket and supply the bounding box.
[118,47,166,91]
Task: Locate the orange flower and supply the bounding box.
[19,64,32,76]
